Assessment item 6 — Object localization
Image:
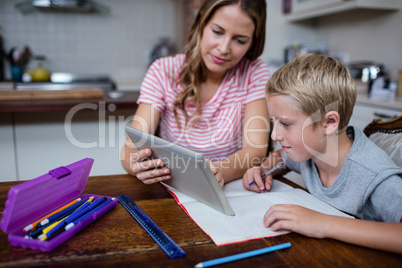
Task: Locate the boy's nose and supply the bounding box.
[271,128,277,141]
[271,121,282,142]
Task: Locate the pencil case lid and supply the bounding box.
[0,158,94,233]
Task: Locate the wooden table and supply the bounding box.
[0,175,401,267]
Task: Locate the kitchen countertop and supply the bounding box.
[356,92,402,110]
[0,88,401,114]
[0,90,140,113]
[115,80,142,91]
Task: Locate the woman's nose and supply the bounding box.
[218,37,230,54]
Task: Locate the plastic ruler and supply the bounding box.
[117,194,186,258]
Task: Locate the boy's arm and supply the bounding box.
[326,215,402,254]
[264,204,402,254]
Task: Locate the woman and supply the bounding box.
[121,0,270,187]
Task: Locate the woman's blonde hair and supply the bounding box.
[174,0,267,128]
[266,53,357,133]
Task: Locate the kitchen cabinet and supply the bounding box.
[0,114,17,182]
[12,109,134,181]
[349,101,402,130]
[0,108,135,182]
[284,0,401,22]
[0,91,140,181]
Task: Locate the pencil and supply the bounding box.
[249,162,284,186]
[39,197,95,240]
[71,196,94,215]
[38,216,68,241]
[65,198,114,231]
[23,198,81,232]
[38,198,88,227]
[43,196,104,240]
[194,242,291,268]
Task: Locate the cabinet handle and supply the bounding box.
[373,112,397,119]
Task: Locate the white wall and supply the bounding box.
[263,0,317,68]
[316,8,402,80]
[262,0,402,81]
[0,0,182,85]
[2,0,400,83]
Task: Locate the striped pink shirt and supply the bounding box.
[137,54,269,161]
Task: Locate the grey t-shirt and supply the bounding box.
[282,126,402,222]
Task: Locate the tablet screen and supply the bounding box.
[125,125,235,216]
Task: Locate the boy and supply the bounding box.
[242,53,402,254]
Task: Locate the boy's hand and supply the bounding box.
[263,204,329,239]
[242,166,273,193]
[130,148,171,184]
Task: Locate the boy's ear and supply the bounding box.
[324,111,340,135]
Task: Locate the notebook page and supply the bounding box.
[161,179,293,203]
[223,178,294,197]
[182,187,353,245]
[163,179,353,245]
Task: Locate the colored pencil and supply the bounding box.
[194,242,291,267]
[249,162,284,186]
[23,198,81,232]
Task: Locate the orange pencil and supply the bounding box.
[23,198,81,232]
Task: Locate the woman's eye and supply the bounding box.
[236,39,247,45]
[212,29,222,35]
[280,121,290,127]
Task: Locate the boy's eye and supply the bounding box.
[280,121,290,127]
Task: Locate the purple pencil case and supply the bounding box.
[0,158,118,252]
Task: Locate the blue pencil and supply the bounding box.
[69,197,93,215]
[65,198,114,231]
[65,197,105,224]
[194,242,291,268]
[38,198,89,227]
[249,162,284,186]
[43,197,106,240]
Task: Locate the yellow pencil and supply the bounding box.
[23,198,81,232]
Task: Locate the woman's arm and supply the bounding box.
[120,103,162,176]
[264,204,402,254]
[218,98,270,183]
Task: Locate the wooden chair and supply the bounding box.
[363,115,402,166]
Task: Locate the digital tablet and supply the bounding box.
[125,125,235,216]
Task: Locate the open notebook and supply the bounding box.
[162,179,353,246]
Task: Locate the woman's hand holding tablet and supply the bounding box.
[129,148,172,184]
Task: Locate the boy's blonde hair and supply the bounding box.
[266,53,357,133]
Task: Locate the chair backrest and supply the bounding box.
[363,115,402,167]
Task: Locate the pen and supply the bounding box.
[38,198,88,227]
[25,213,68,239]
[249,162,284,186]
[42,197,104,240]
[70,196,94,215]
[65,198,115,231]
[66,196,105,224]
[38,216,68,240]
[23,198,81,232]
[194,242,291,268]
[25,198,90,239]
